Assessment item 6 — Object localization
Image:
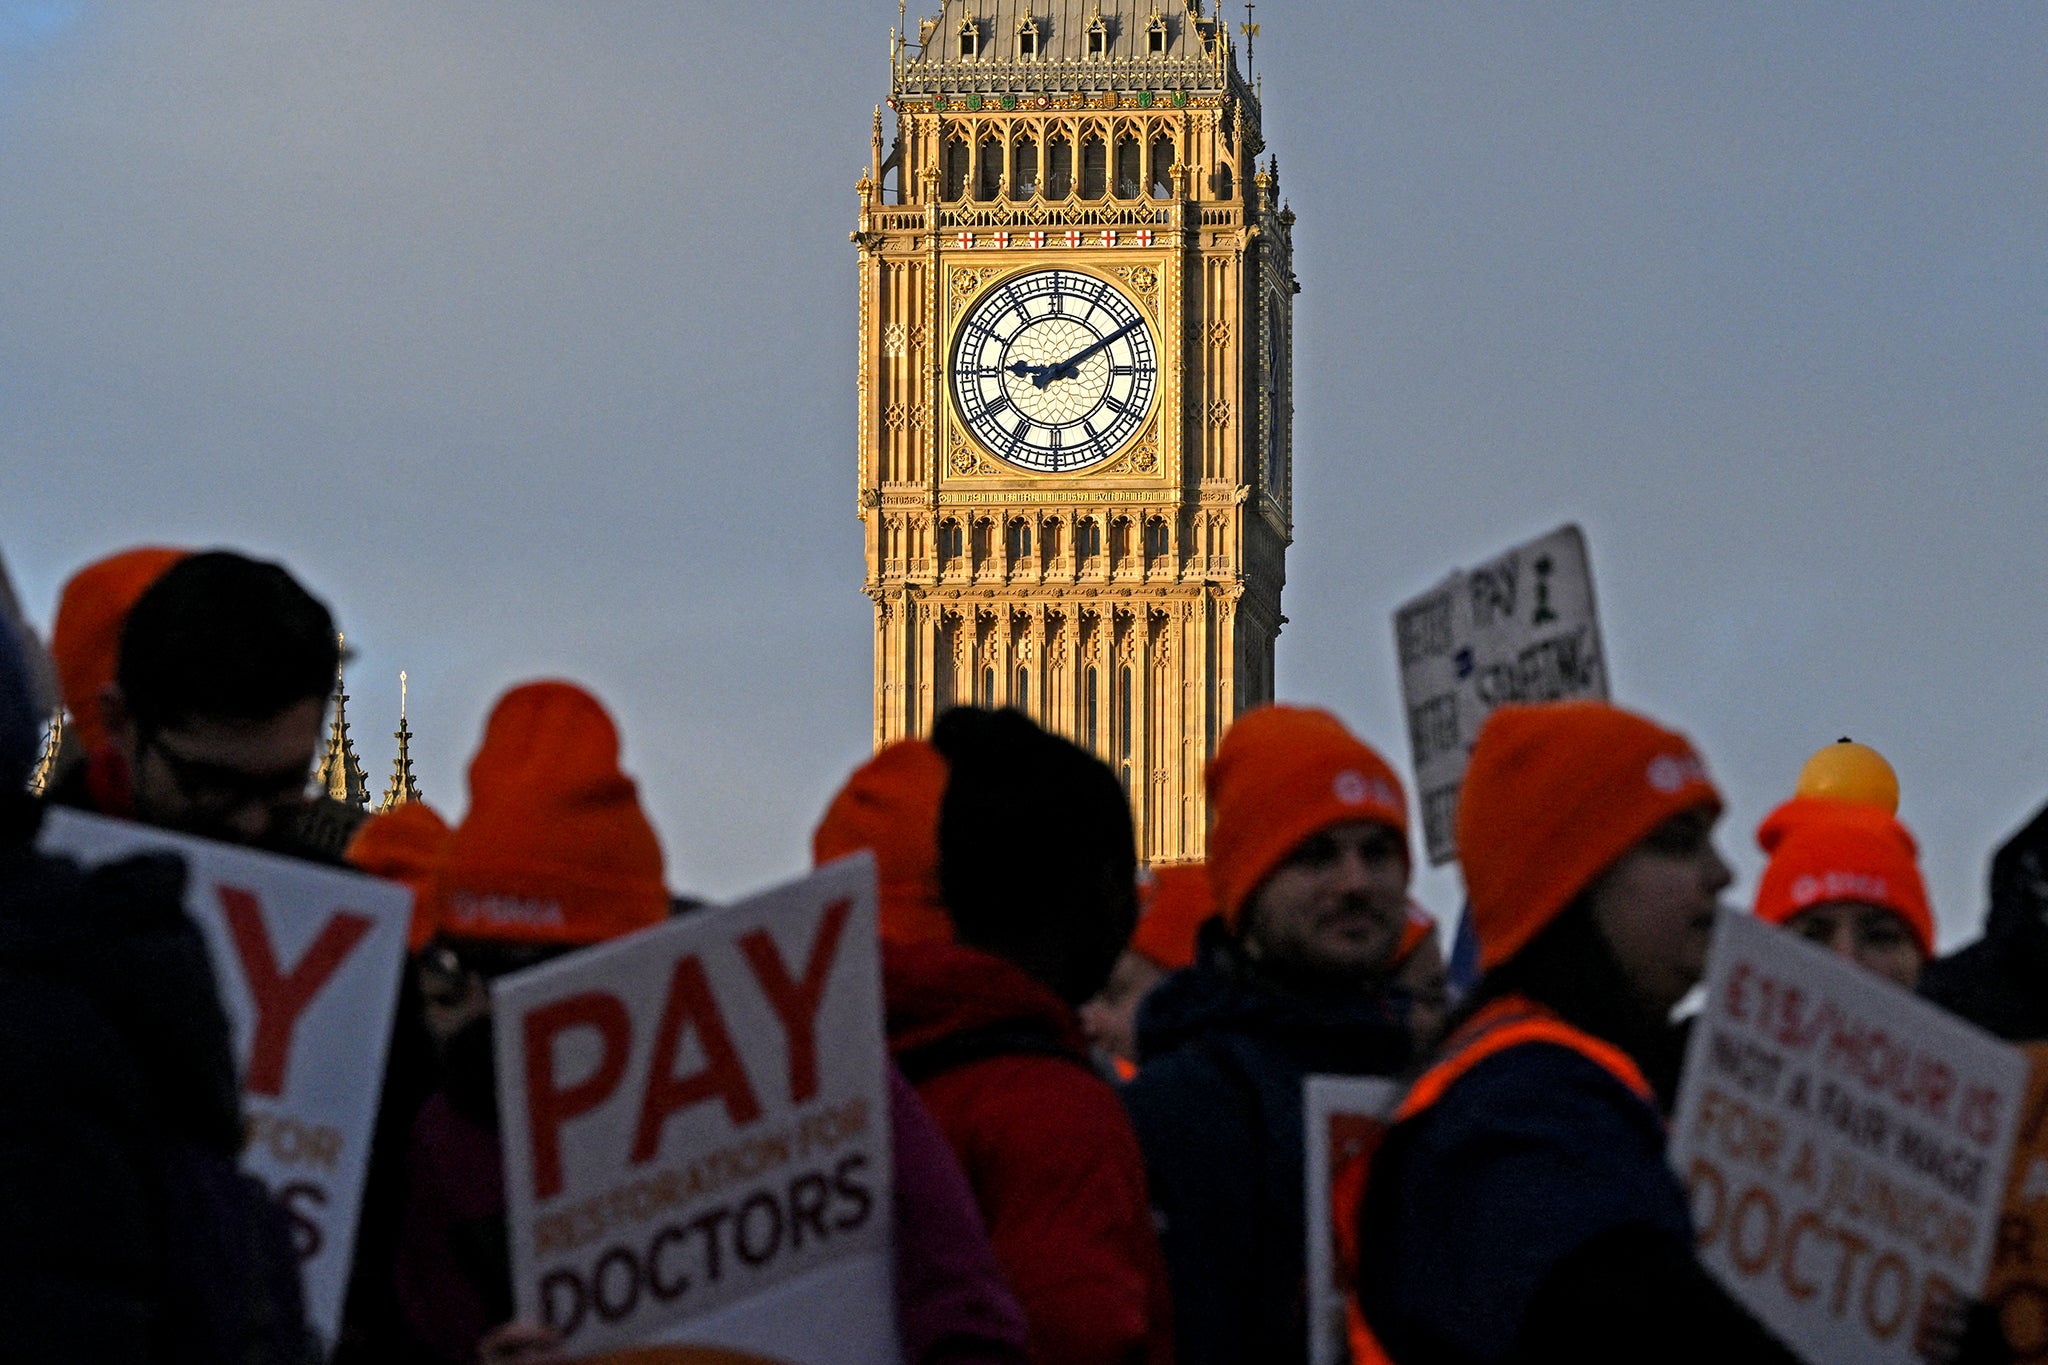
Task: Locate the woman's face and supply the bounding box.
[1586,806,1733,1017]
[1783,901,1926,991]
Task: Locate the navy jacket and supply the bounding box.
[1355,1039,1688,1365]
[1122,934,1410,1365]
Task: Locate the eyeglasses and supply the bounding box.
[142,733,312,812]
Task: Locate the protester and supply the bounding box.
[1122,704,1415,1365]
[0,551,315,1363]
[821,711,1174,1365]
[388,681,670,1365]
[1350,700,1799,1364]
[46,548,349,856]
[1921,799,2048,1041]
[333,799,454,1365]
[1080,862,1213,1074]
[1754,797,1933,990]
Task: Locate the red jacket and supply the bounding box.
[886,940,1173,1365]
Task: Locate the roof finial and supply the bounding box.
[1240,0,1258,77]
[316,634,370,809]
[380,669,423,811]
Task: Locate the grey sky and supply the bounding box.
[4,2,2043,944]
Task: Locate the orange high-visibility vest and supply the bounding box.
[1337,995,1655,1365]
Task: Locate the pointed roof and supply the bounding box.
[29,711,62,797]
[379,671,424,812]
[316,638,370,809]
[897,0,1242,96]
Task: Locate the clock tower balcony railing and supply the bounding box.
[893,55,1238,102]
[935,195,1185,232]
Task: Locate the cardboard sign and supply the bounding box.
[1303,1076,1400,1365]
[493,854,895,1361]
[1670,910,2026,1364]
[1986,1046,2048,1363]
[1391,523,1606,865]
[38,808,411,1355]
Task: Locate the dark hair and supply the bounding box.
[932,706,1138,1006]
[117,551,338,732]
[1456,898,1685,1101]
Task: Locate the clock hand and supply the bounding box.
[1044,319,1143,383]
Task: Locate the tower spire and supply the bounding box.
[379,669,423,811]
[28,710,62,797]
[316,633,370,809]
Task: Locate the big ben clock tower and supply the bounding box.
[853,0,1295,863]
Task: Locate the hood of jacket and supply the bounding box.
[1134,927,1413,1077]
[883,938,1089,1059]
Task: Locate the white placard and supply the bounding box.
[1670,910,2027,1364]
[1392,523,1606,865]
[493,854,896,1362]
[1304,1075,1401,1365]
[39,808,411,1356]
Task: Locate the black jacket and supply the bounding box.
[0,822,313,1363]
[1121,929,1412,1365]
[1921,799,2048,1041]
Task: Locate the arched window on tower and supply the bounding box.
[971,517,993,566]
[1046,136,1074,199]
[1150,133,1175,198]
[977,136,1003,201]
[1119,665,1134,793]
[1017,16,1040,59]
[1112,516,1135,564]
[981,666,996,708]
[1146,516,1171,561]
[939,518,964,568]
[1011,138,1039,200]
[1086,13,1108,58]
[1115,134,1142,199]
[943,139,970,201]
[1085,665,1101,749]
[1148,13,1169,54]
[1042,518,1064,563]
[1080,135,1107,200]
[957,18,980,59]
[1215,161,1234,201]
[1015,666,1030,713]
[1076,517,1102,564]
[1007,518,1032,561]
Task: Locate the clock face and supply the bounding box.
[950,268,1158,474]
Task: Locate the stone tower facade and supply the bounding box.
[854,0,1296,863]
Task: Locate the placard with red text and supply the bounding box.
[1304,1076,1399,1365]
[39,808,411,1356]
[1670,909,2026,1364]
[493,853,894,1361]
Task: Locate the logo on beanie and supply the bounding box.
[450,891,566,931]
[1790,871,1889,908]
[1646,752,1707,795]
[1333,769,1398,809]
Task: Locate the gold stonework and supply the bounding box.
[856,0,1296,863]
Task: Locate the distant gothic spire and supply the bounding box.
[379,670,423,812]
[28,711,62,797]
[316,635,370,809]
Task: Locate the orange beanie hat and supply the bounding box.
[429,681,668,946]
[51,547,189,755]
[1206,705,1410,927]
[1754,798,1933,956]
[1130,863,1215,971]
[1458,700,1721,973]
[812,739,953,946]
[346,800,453,952]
